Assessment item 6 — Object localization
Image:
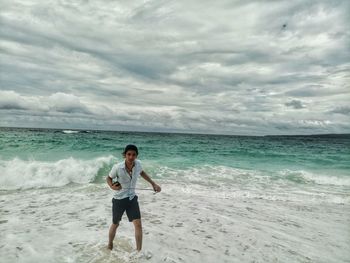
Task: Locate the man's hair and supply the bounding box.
[122,144,138,155]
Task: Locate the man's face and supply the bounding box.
[125,150,137,163]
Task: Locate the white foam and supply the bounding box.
[154,164,350,188]
[0,155,115,190]
[278,169,350,186]
[154,164,267,184]
[62,130,80,134]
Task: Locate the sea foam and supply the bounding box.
[0,155,115,190]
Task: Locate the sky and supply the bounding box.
[0,0,349,136]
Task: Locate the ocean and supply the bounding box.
[0,127,349,263]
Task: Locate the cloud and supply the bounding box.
[0,90,90,114]
[48,93,91,114]
[0,90,47,111]
[0,0,349,135]
[328,106,350,116]
[285,99,305,109]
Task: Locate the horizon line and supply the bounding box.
[0,125,349,137]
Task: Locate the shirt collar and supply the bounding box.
[121,160,136,169]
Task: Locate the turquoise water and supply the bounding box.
[0,127,349,262]
[0,127,349,187]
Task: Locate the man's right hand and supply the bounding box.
[111,184,122,190]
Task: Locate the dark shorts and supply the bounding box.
[112,195,141,224]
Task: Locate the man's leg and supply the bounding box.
[109,198,125,250]
[108,222,119,250]
[132,219,142,251]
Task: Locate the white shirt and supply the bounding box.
[108,159,143,200]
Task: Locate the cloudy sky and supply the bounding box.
[0,0,349,136]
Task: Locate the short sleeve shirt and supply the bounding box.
[109,159,143,200]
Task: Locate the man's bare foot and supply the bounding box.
[107,242,113,250]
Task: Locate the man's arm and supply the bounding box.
[106,176,113,188]
[140,170,161,192]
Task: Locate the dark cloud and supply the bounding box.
[0,104,27,110]
[328,106,350,116]
[285,100,305,109]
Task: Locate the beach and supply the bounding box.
[0,127,349,262]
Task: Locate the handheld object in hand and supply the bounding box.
[112,181,121,186]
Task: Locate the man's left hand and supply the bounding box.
[152,183,161,193]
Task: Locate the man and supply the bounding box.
[106,144,161,251]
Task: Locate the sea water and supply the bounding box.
[0,127,349,263]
